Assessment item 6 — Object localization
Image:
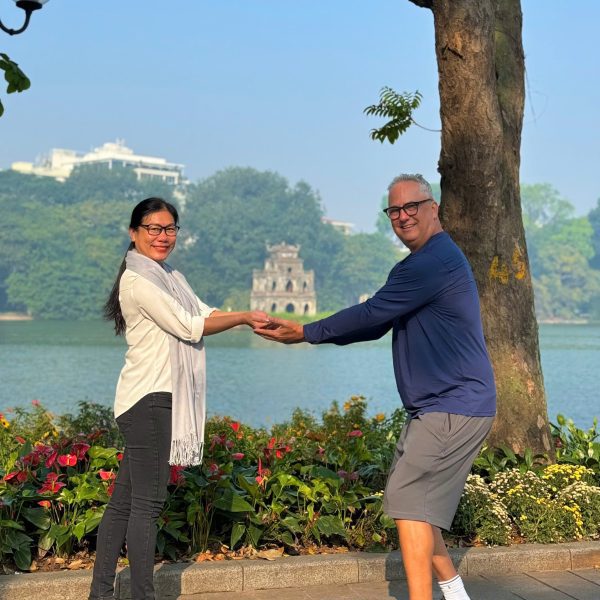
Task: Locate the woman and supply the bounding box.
[89,197,267,600]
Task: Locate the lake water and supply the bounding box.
[1,321,598,429]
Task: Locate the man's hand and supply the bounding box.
[253,316,305,344]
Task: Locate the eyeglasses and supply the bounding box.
[138,224,180,237]
[382,198,434,219]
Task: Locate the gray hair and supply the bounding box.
[388,173,433,197]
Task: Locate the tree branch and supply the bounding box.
[408,0,433,9]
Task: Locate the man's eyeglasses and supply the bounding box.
[382,198,434,220]
[138,224,180,237]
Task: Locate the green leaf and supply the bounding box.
[213,489,254,513]
[246,523,263,547]
[13,544,32,571]
[316,515,347,539]
[230,522,246,549]
[280,516,302,533]
[21,507,51,530]
[279,530,295,547]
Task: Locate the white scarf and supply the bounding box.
[126,250,205,466]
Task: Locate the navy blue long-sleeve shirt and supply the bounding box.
[303,232,496,418]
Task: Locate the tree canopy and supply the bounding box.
[0,166,400,318]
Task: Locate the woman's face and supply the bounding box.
[129,209,178,262]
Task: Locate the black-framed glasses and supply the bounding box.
[382,198,434,220]
[138,224,180,237]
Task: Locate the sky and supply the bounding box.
[1,0,598,232]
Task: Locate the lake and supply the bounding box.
[1,321,598,429]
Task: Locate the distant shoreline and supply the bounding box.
[0,313,595,325]
[0,312,33,321]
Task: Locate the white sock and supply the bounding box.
[438,574,471,600]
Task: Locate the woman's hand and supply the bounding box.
[244,310,270,329]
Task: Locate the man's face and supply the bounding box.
[387,180,440,251]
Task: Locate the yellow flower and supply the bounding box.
[375,413,386,422]
[0,414,9,428]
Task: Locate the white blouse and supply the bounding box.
[114,269,216,418]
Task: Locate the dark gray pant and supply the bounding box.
[89,392,171,600]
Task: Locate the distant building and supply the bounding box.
[11,140,184,185]
[321,216,354,235]
[251,243,317,315]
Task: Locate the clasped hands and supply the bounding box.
[246,311,305,344]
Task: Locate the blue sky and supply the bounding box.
[1,0,598,231]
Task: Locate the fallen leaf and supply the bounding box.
[256,548,284,561]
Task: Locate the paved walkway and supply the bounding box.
[0,542,598,599]
[181,569,600,599]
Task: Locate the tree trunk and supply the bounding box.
[416,0,553,455]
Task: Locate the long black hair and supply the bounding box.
[104,197,179,335]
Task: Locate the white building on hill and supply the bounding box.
[11,140,184,185]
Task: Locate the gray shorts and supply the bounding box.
[383,412,494,530]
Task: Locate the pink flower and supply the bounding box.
[231,453,245,460]
[98,470,115,481]
[208,463,219,474]
[337,470,348,479]
[58,454,77,467]
[347,429,363,438]
[31,399,40,407]
[225,440,234,450]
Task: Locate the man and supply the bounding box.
[254,173,496,600]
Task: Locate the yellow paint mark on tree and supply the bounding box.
[489,243,528,284]
[512,244,527,280]
[488,256,510,284]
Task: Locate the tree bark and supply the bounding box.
[415,0,552,455]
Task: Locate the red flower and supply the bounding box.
[169,465,185,486]
[38,473,65,494]
[107,482,115,496]
[71,442,91,460]
[347,429,363,438]
[3,471,27,484]
[275,449,284,459]
[230,422,240,433]
[267,437,276,450]
[98,470,115,481]
[45,450,58,468]
[58,454,77,467]
[208,462,219,474]
[231,453,244,460]
[38,500,51,509]
[15,436,25,444]
[116,452,124,461]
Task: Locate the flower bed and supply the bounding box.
[0,398,599,572]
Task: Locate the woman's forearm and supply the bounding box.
[203,310,268,336]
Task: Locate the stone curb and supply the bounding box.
[0,541,598,599]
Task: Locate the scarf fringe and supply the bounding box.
[169,435,205,467]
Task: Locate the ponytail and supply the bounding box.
[104,242,134,335]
